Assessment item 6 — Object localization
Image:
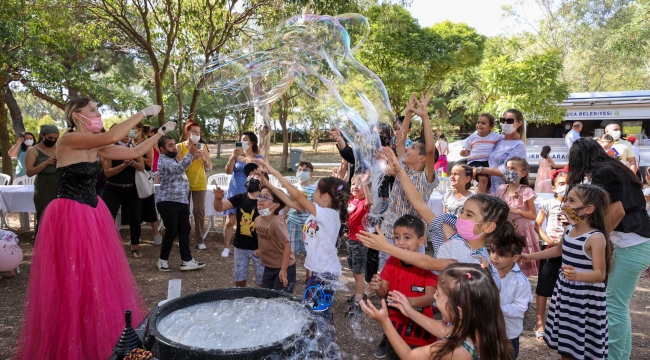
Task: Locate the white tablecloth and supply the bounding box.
[0,185,36,213]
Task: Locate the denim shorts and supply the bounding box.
[233,248,264,284]
[346,239,368,275]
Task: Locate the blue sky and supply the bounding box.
[408,0,542,37]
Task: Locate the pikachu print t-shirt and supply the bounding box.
[303,204,342,276]
[228,192,260,250]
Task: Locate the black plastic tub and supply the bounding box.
[141,287,306,360]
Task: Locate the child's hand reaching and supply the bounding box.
[279,269,288,287]
[357,226,391,252]
[387,290,415,318]
[360,299,390,325]
[214,187,225,200]
[519,253,532,262]
[252,158,276,175]
[414,92,431,118]
[404,93,417,117]
[370,274,382,291]
[382,146,401,173]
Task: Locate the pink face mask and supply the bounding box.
[456,218,484,241]
[77,113,103,133]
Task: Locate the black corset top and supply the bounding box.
[56,161,102,207]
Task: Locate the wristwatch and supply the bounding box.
[477,166,483,174]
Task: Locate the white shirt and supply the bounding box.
[499,263,533,339]
[303,204,342,276]
[442,189,473,216]
[463,132,503,163]
[539,197,565,245]
[565,129,581,149]
[633,143,640,169]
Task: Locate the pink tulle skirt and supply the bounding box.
[14,197,147,360]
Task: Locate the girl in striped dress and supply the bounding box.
[522,184,612,360]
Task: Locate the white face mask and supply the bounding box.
[297,170,311,182]
[553,184,567,195]
[242,141,250,151]
[609,130,621,140]
[501,124,515,135]
[259,206,274,216]
[564,125,571,130]
[190,134,200,143]
[24,139,34,146]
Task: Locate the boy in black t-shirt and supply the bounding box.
[214,163,269,287]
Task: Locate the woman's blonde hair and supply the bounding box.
[64,97,94,133]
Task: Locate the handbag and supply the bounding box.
[135,170,154,199]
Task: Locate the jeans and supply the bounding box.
[510,336,519,359]
[606,240,650,360]
[103,184,142,246]
[157,201,192,262]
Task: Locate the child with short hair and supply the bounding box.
[369,215,437,359]
[361,263,513,360]
[286,160,316,282]
[523,184,612,360]
[496,156,540,277]
[490,232,533,359]
[345,173,372,317]
[379,93,439,271]
[460,113,503,194]
[533,168,568,339]
[254,187,296,294]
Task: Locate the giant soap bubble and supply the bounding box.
[195,13,393,217]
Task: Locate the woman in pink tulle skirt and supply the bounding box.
[14,97,176,360]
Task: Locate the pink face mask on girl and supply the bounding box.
[456,218,484,241]
[76,113,104,133]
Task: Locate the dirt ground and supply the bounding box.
[1,143,649,359]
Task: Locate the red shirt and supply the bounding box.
[347,197,369,241]
[380,256,438,347]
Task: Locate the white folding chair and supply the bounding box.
[268,174,281,188]
[435,177,451,195]
[10,175,36,230]
[12,175,35,185]
[204,174,231,237]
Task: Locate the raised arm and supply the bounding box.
[357,229,455,271]
[60,106,162,150]
[257,172,306,212]
[8,139,23,157]
[212,187,234,212]
[396,93,416,159]
[414,93,436,183]
[253,159,315,215]
[383,147,435,224]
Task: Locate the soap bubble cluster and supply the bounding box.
[157,297,343,359]
[196,13,390,217]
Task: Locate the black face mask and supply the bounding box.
[245,178,261,193]
[43,139,57,147]
[166,151,178,159]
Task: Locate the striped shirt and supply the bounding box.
[380,159,437,237]
[287,184,316,225]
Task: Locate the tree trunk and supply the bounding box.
[173,67,183,126]
[153,64,166,126]
[312,127,319,153]
[217,113,225,159]
[279,94,289,171]
[0,77,13,177]
[251,76,272,159]
[5,87,25,135]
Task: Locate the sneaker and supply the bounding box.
[221,248,230,257]
[345,301,362,318]
[153,234,162,245]
[157,259,170,272]
[180,258,206,271]
[197,243,207,250]
[374,335,387,358]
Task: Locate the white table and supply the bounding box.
[0,185,35,231]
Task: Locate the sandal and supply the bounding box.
[534,330,545,340]
[131,249,142,259]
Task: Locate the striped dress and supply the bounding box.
[544,227,608,359]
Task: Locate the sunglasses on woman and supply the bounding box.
[499,117,516,124]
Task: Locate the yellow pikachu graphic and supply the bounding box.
[240,207,256,236]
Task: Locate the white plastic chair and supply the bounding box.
[12,175,35,185]
[536,179,553,193]
[208,173,231,188]
[435,177,451,195]
[0,173,10,185]
[268,174,281,188]
[205,174,232,238]
[283,176,300,187]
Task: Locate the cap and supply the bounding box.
[627,135,637,144]
[243,162,258,177]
